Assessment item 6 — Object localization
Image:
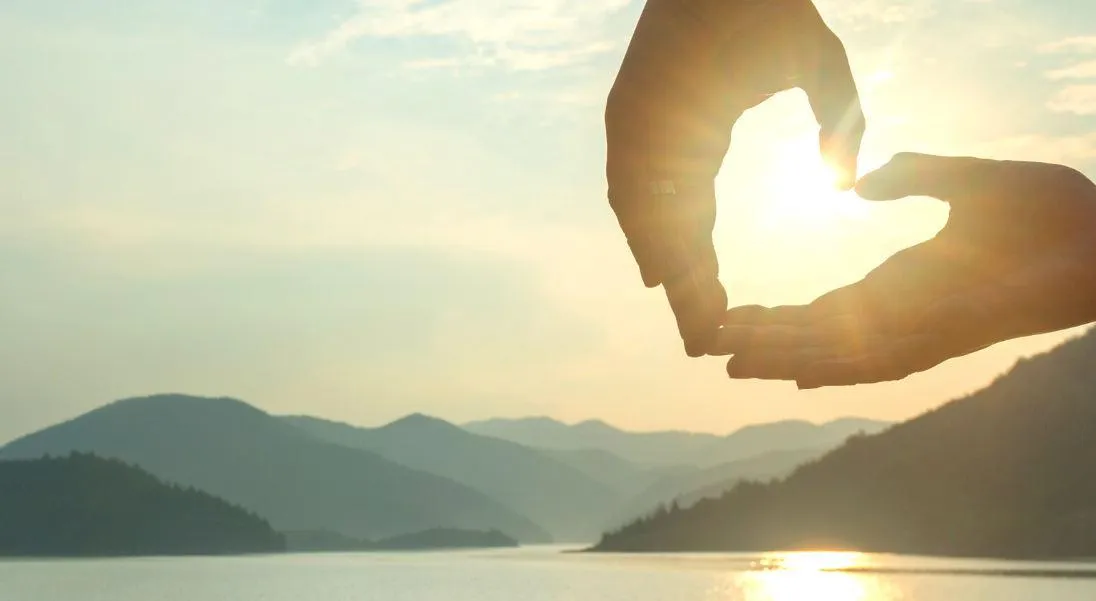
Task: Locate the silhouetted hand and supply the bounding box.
[605,0,865,357]
[716,153,1096,388]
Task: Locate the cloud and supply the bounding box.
[1040,37,1096,54]
[287,0,631,69]
[1040,41,1096,113]
[1047,85,1096,115]
[819,0,937,27]
[1047,60,1096,80]
[975,131,1096,167]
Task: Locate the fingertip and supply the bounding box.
[854,169,901,201]
[722,305,769,326]
[854,152,939,201]
[798,360,858,389]
[820,139,861,192]
[796,362,828,389]
[832,159,858,192]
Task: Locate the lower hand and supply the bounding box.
[713,152,1096,388]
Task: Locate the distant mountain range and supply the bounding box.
[0,394,891,546]
[594,327,1096,559]
[282,413,623,542]
[463,416,890,468]
[0,395,549,543]
[463,417,718,467]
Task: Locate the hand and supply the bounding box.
[716,153,1096,388]
[605,0,866,357]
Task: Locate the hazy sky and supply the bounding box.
[3,0,1096,442]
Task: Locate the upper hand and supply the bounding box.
[605,0,866,357]
[715,153,1096,388]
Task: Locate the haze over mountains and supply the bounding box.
[464,416,890,468]
[0,394,890,546]
[594,326,1096,559]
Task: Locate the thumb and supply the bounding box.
[855,152,1000,203]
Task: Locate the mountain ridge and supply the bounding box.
[0,394,550,543]
[283,413,622,542]
[463,415,891,468]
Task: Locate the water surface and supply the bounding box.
[4,546,1096,600]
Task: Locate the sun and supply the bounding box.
[753,134,876,232]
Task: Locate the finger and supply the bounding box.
[853,152,1083,208]
[726,310,905,383]
[717,323,813,357]
[664,263,728,358]
[715,311,868,356]
[727,348,813,381]
[794,265,1057,389]
[724,320,879,382]
[798,323,976,389]
[715,304,815,356]
[796,344,911,389]
[718,305,811,356]
[799,26,865,190]
[658,183,727,357]
[855,152,991,202]
[722,304,810,327]
[608,183,671,289]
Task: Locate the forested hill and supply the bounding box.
[593,327,1096,560]
[0,453,285,556]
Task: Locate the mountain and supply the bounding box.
[693,418,892,468]
[0,452,285,556]
[283,414,622,542]
[593,327,1096,559]
[541,448,660,496]
[0,395,549,543]
[462,417,723,466]
[611,448,827,528]
[463,416,891,468]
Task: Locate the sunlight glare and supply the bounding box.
[744,570,868,601]
[779,551,864,572]
[755,135,877,232]
[732,552,878,601]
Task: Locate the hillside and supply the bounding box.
[0,395,549,543]
[283,414,623,541]
[0,453,285,556]
[593,327,1096,559]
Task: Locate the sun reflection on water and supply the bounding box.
[724,551,893,601]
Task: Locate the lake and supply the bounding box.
[4,546,1096,600]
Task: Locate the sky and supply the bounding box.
[3,0,1096,442]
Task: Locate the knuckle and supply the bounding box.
[1053,164,1095,189]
